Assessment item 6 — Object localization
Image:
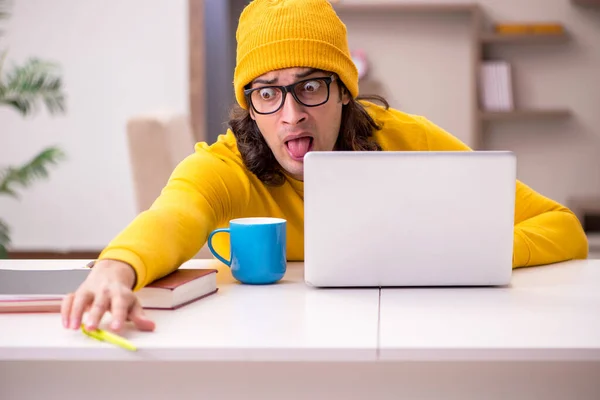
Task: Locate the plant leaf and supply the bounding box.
[0,50,7,77]
[0,146,65,198]
[0,57,66,116]
[0,167,18,198]
[0,218,9,244]
[0,218,9,259]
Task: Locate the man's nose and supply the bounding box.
[280,92,307,125]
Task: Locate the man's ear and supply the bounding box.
[341,87,351,106]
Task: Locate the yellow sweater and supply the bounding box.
[99,101,589,290]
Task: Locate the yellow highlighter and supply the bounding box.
[81,324,137,352]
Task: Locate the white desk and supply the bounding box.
[1,259,599,400]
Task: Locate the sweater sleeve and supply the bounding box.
[511,181,588,267]
[98,144,250,290]
[417,116,588,268]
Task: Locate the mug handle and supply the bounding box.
[207,228,231,267]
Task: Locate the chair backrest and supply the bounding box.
[126,113,196,213]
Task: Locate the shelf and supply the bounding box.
[571,0,600,7]
[332,3,479,14]
[588,233,600,252]
[480,32,569,44]
[479,109,571,121]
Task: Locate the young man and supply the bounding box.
[61,0,588,333]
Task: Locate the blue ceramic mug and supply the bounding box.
[207,217,287,284]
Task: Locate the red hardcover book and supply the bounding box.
[136,268,218,310]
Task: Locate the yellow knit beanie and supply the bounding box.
[233,0,358,110]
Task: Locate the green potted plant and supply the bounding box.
[0,0,67,258]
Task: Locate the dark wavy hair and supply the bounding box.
[228,78,389,186]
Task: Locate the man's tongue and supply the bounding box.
[286,137,311,159]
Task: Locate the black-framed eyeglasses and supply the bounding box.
[244,75,337,115]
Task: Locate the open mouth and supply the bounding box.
[285,136,314,161]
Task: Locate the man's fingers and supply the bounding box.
[84,288,110,331]
[60,293,75,329]
[69,290,94,330]
[129,302,156,332]
[109,294,131,332]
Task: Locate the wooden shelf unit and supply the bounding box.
[331,2,574,149]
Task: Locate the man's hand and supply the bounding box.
[60,260,155,332]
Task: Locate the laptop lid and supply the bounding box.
[303,151,516,287]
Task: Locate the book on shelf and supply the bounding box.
[0,267,218,313]
[494,22,565,35]
[479,60,514,112]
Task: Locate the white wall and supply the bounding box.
[0,0,188,250]
[1,0,598,252]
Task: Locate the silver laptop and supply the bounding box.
[303,151,516,287]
